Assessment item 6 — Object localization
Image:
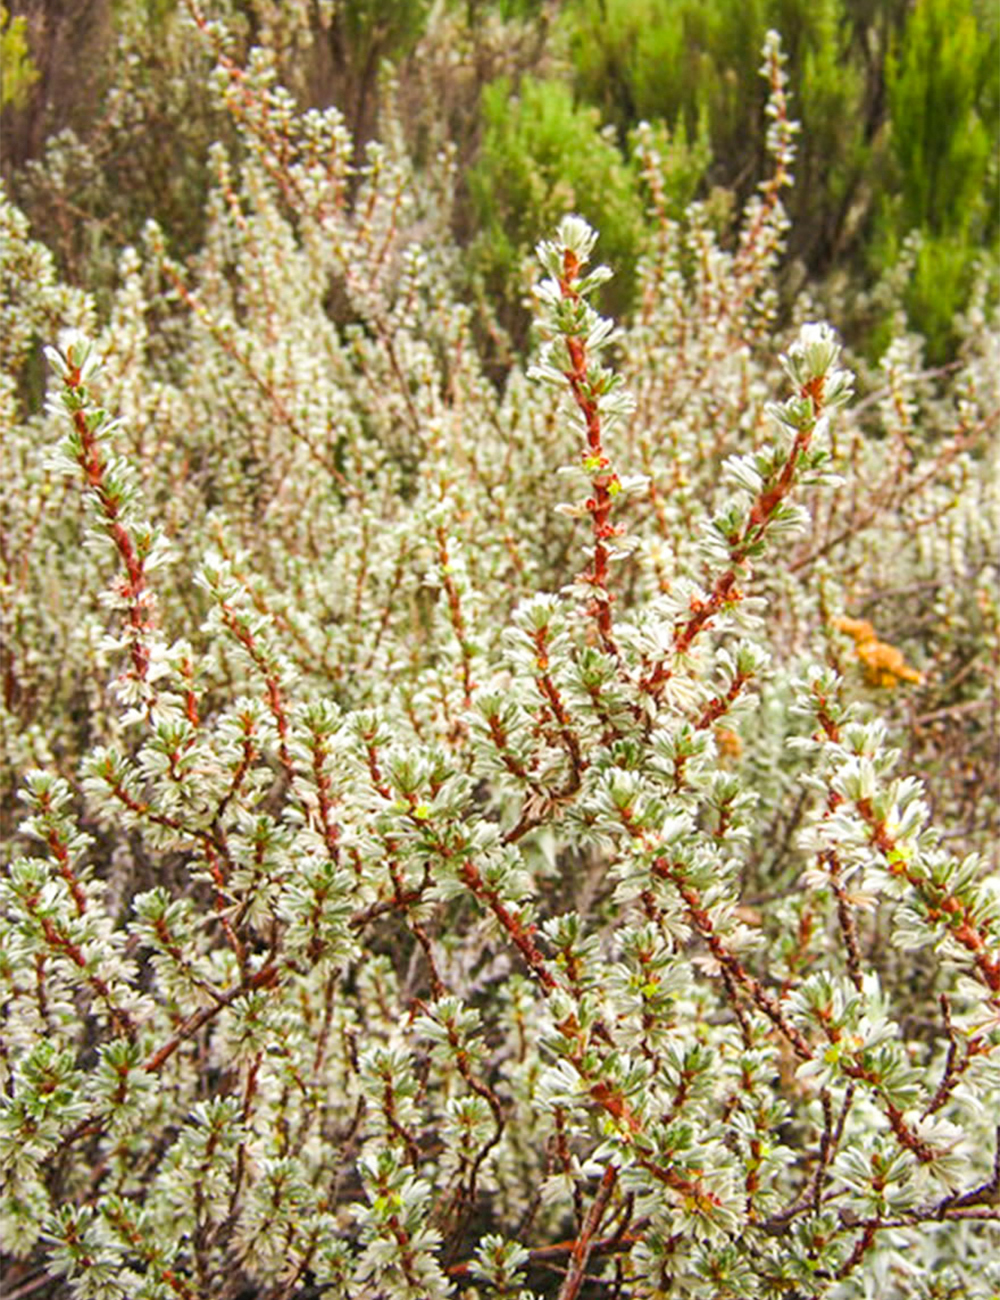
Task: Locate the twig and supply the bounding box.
[557,1164,619,1300]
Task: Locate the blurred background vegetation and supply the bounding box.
[2,0,997,361]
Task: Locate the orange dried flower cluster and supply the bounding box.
[714,727,744,759]
[832,615,923,688]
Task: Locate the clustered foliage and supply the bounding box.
[1,15,999,1300]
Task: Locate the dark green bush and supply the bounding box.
[467,74,646,337]
[875,0,999,360]
[559,0,999,357]
[466,73,712,349]
[0,4,37,109]
[560,0,879,267]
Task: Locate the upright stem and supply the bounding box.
[558,254,621,656]
[557,1164,619,1300]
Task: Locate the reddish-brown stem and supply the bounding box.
[485,713,535,783]
[836,1058,937,1163]
[532,626,585,781]
[559,256,620,657]
[40,821,88,916]
[624,813,812,1058]
[824,849,864,991]
[836,1220,878,1282]
[218,602,295,781]
[666,873,813,1061]
[97,759,245,966]
[388,861,444,1000]
[64,373,151,686]
[557,1164,619,1300]
[924,996,986,1118]
[209,529,342,681]
[640,570,743,696]
[696,671,750,730]
[642,386,825,699]
[143,962,279,1074]
[32,910,135,1037]
[362,730,392,799]
[734,43,794,286]
[305,728,341,865]
[435,525,474,707]
[412,996,505,1214]
[458,858,558,991]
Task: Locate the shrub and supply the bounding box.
[1,23,998,1300]
[875,0,1000,360]
[0,4,38,110]
[467,73,648,341]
